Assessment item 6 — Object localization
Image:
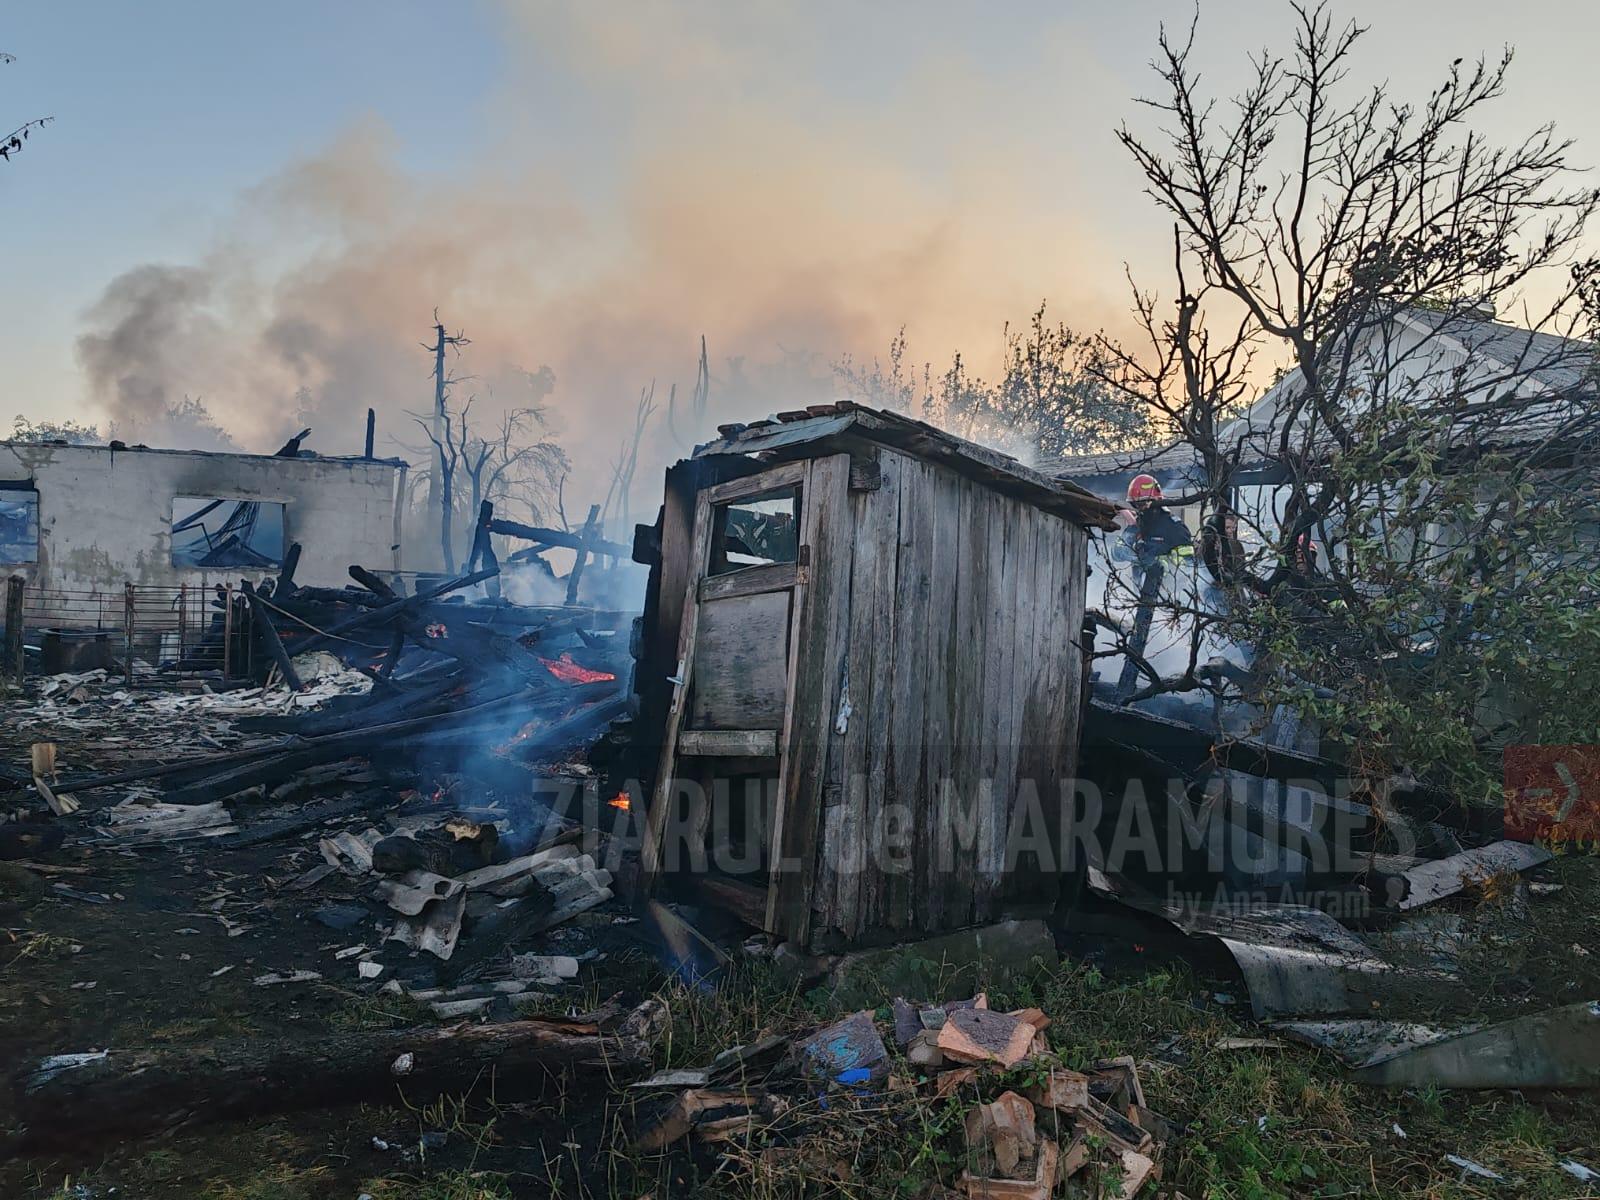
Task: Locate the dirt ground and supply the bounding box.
[0,786,681,1198]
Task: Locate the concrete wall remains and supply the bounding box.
[0,441,406,597]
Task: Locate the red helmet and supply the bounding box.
[1127,474,1163,503]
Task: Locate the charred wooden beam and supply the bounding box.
[486,517,631,562]
[221,790,385,848]
[348,564,397,599]
[4,575,23,683]
[241,580,303,691]
[15,1000,666,1145]
[276,586,386,609]
[469,501,502,601]
[289,567,498,657]
[275,542,303,597]
[565,504,602,606]
[8,685,535,807]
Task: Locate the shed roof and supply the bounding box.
[693,402,1119,528]
[1041,440,1204,484]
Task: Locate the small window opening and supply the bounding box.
[0,485,39,565]
[708,487,799,576]
[172,496,286,568]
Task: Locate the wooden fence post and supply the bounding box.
[177,582,188,666]
[123,582,136,684]
[222,584,234,679]
[4,575,24,682]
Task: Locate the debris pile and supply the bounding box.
[1,556,645,1008]
[315,816,616,1005]
[632,996,1174,1198]
[4,559,629,821]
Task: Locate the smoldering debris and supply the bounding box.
[1,541,647,1008]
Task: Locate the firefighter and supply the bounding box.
[1115,474,1192,565]
[1111,474,1192,701]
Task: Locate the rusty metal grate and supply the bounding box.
[4,579,255,681]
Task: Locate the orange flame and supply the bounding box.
[539,653,616,684]
[608,793,632,811]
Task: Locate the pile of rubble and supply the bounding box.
[2,556,629,822]
[308,815,616,1003]
[0,553,646,1010]
[633,997,1171,1198]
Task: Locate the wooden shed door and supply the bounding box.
[640,460,808,885]
[640,454,853,946]
[679,462,807,754]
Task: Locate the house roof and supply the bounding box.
[1390,307,1597,447]
[1400,306,1596,396]
[0,440,408,469]
[693,402,1120,528]
[1051,306,1596,483]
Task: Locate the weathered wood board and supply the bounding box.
[689,590,791,730]
[801,447,1090,945]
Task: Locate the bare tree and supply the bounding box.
[412,391,569,574]
[600,382,660,541]
[979,303,1151,457]
[461,403,568,530]
[1,51,50,164]
[422,315,470,554]
[407,322,567,573]
[666,336,711,451]
[414,402,463,572]
[1091,3,1600,799]
[833,328,935,417]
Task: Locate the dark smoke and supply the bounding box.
[75,265,239,451]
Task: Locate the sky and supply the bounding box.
[3,1,1596,494]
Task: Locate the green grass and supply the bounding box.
[12,860,1600,1199]
[137,1001,263,1042]
[200,1163,334,1200]
[2,930,76,966]
[654,963,818,1069]
[607,949,1600,1200]
[331,989,436,1030]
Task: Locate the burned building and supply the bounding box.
[633,403,1118,949]
[1,440,409,613]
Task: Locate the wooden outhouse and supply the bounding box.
[634,404,1116,949]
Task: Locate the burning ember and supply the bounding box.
[539,652,616,684]
[502,718,540,748]
[608,793,631,811]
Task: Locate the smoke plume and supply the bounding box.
[72,4,1137,514]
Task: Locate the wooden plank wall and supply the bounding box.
[765,453,854,942]
[811,447,1089,945]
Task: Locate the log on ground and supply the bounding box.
[15,999,665,1145]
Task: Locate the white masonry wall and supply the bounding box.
[0,442,405,599]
